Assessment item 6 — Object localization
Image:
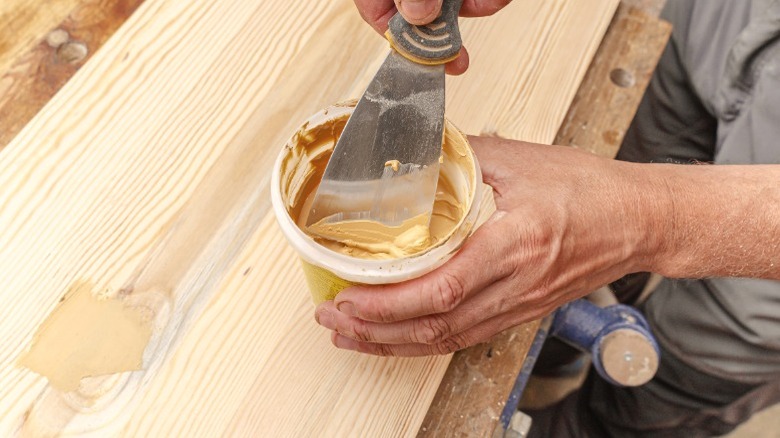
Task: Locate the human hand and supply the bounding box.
[315,136,663,356]
[353,0,514,75]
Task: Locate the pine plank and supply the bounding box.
[0,0,617,435]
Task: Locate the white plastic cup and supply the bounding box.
[271,102,483,304]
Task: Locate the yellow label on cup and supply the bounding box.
[300,259,357,304]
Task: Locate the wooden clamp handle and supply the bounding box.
[386,0,464,65]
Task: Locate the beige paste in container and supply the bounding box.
[271,102,482,303]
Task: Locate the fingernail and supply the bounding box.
[333,333,358,351]
[337,301,357,317]
[317,309,335,328]
[399,0,438,22]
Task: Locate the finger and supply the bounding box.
[321,268,567,345]
[460,0,514,17]
[353,0,397,33]
[445,47,469,75]
[394,0,443,25]
[330,310,524,357]
[315,301,337,329]
[333,212,518,323]
[317,282,487,344]
[352,0,513,36]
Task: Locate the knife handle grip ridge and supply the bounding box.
[385,0,463,65]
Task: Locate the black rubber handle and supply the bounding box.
[386,0,463,65]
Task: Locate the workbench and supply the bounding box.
[0,0,669,435]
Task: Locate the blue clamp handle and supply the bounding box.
[550,299,660,387]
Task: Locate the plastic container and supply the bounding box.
[271,102,483,304]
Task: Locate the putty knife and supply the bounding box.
[306,0,463,230]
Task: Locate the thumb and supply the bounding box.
[395,0,443,25]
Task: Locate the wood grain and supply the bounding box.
[0,0,617,435]
[0,0,145,149]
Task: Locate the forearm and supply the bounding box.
[637,163,780,280]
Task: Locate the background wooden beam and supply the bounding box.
[0,0,145,149]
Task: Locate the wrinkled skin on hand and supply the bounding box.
[315,136,659,356]
[352,0,514,75]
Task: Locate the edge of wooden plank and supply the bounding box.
[0,0,145,150]
[557,4,672,158]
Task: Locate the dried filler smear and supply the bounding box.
[18,281,153,392]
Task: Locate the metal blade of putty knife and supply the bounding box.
[306,0,464,236]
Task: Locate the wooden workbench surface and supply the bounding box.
[0,0,668,436]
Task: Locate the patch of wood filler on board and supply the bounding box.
[18,281,152,392]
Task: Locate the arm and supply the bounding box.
[647,161,780,279]
[352,0,513,75]
[314,136,780,356]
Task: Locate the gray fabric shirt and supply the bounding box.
[617,0,780,382]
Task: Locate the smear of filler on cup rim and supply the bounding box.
[280,109,475,260]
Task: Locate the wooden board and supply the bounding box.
[558,2,671,159]
[0,0,145,149]
[0,0,618,436]
[0,0,84,74]
[421,320,542,436]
